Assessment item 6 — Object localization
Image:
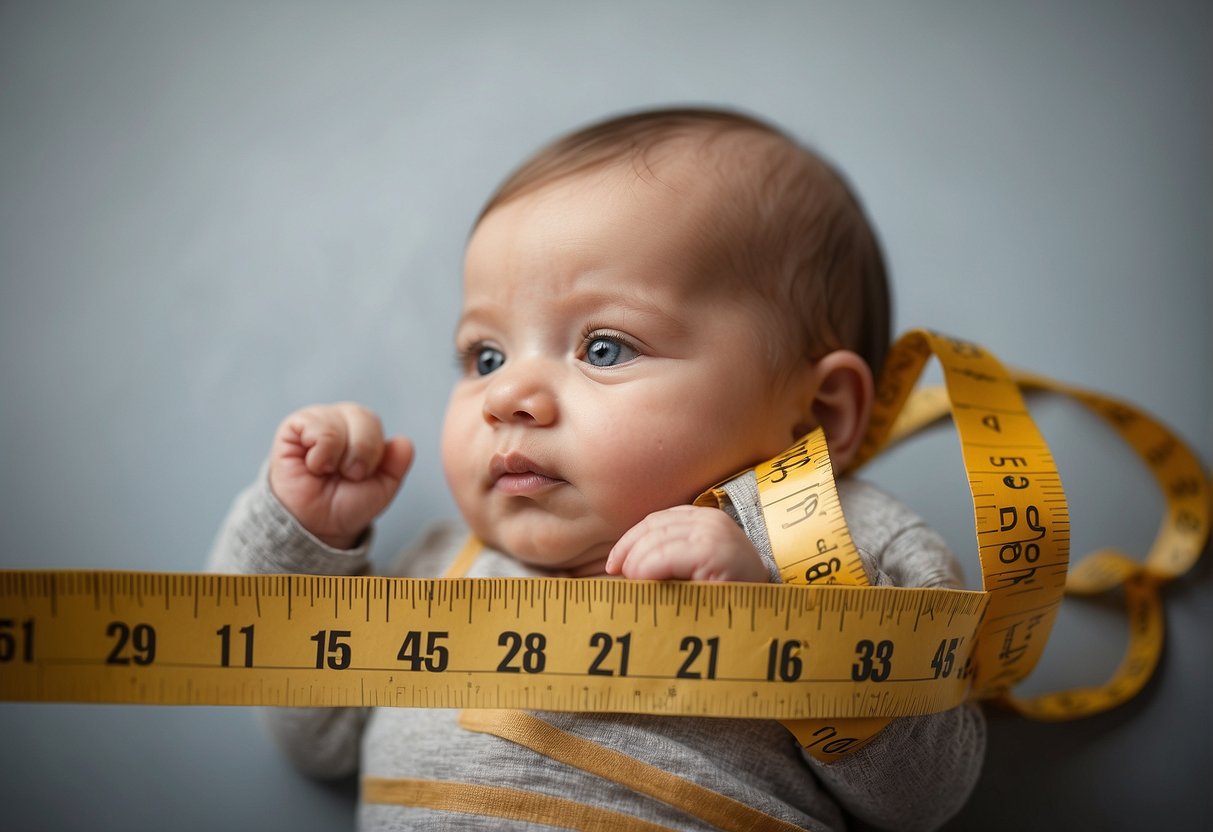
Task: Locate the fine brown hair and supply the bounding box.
[474,107,891,376]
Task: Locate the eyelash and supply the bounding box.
[453,329,643,371]
[578,326,640,358]
[454,341,493,372]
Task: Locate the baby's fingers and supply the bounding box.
[607,506,768,583]
[330,403,387,481]
[275,403,383,480]
[376,435,415,488]
[606,506,703,579]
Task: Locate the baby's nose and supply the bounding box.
[482,358,557,426]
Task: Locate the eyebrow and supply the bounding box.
[457,288,692,338]
[565,290,691,335]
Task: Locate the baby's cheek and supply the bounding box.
[439,427,483,525]
[588,450,692,531]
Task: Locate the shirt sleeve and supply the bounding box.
[206,467,372,780]
[718,472,986,831]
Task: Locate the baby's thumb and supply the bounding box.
[378,436,415,488]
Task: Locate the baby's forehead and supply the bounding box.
[478,117,813,233]
[528,130,794,253]
[612,126,796,195]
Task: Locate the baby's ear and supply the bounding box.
[802,351,874,470]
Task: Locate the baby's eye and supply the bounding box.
[473,346,505,376]
[583,335,639,368]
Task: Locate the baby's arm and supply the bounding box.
[666,472,983,830]
[811,702,984,831]
[803,489,985,832]
[207,403,413,778]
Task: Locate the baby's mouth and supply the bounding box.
[489,452,565,496]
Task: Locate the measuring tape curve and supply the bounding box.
[723,328,1076,758]
[0,329,1206,764]
[868,363,1210,722]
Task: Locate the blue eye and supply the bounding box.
[475,346,505,376]
[584,336,639,367]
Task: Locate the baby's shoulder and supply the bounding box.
[839,477,963,589]
[837,477,929,532]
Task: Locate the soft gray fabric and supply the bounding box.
[208,472,984,831]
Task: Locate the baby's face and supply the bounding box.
[441,160,807,574]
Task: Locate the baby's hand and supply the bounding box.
[605,506,769,583]
[268,403,414,550]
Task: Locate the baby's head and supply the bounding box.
[441,108,890,573]
[476,108,890,380]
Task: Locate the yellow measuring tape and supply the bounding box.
[877,364,1210,721]
[0,329,1207,764]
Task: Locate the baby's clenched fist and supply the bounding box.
[268,402,414,550]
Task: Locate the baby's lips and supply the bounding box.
[489,451,560,482]
[492,471,564,496]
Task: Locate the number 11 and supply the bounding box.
[217,624,255,667]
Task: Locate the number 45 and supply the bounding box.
[397,630,449,672]
[931,637,963,679]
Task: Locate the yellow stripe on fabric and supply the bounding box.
[361,776,675,832]
[459,709,812,832]
[441,534,483,579]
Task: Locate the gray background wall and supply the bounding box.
[1,1,1209,829]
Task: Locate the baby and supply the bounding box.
[209,108,984,831]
